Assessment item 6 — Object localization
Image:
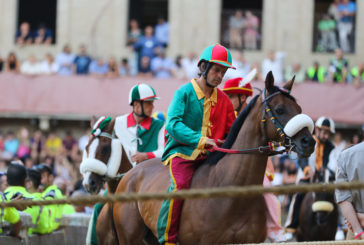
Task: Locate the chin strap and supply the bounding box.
[133,101,148,118]
[235,95,243,114]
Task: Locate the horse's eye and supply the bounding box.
[275,108,285,115]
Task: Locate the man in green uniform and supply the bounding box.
[37,163,75,232]
[0,192,21,237]
[4,163,49,234]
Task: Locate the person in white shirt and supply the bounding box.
[20,54,41,75]
[39,53,59,75]
[262,51,286,83]
[181,52,199,81]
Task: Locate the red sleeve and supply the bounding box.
[146,152,156,159]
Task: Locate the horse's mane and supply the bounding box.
[206,94,259,165]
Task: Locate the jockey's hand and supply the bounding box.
[205,138,217,149]
[131,152,148,164]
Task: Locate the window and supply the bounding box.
[221,0,263,51]
[313,0,357,53]
[127,0,168,45]
[16,0,57,45]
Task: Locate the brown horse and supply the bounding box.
[108,72,316,244]
[297,169,338,241]
[81,117,133,245]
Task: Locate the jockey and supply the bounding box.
[285,116,336,237]
[222,77,253,116]
[88,83,165,245]
[157,44,236,245]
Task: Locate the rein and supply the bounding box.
[210,88,295,156]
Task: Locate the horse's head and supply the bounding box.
[80,116,128,194]
[260,71,315,158]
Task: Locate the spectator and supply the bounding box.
[133,26,160,70]
[39,53,59,75]
[335,142,364,240]
[127,19,142,46]
[15,22,33,45]
[284,63,305,83]
[225,52,251,80]
[337,0,356,53]
[181,51,199,80]
[138,56,153,78]
[350,133,362,146]
[251,62,263,81]
[150,48,175,78]
[5,52,20,73]
[89,57,108,77]
[328,0,341,22]
[0,55,4,72]
[106,57,119,78]
[261,51,286,83]
[317,14,337,52]
[119,58,131,76]
[62,130,78,160]
[282,158,298,185]
[0,172,8,191]
[73,44,92,75]
[229,10,244,49]
[306,61,327,83]
[45,131,62,157]
[16,127,31,161]
[330,132,347,171]
[20,54,41,75]
[244,11,259,50]
[30,130,45,164]
[4,131,19,159]
[155,16,169,47]
[78,129,90,152]
[329,48,348,83]
[55,45,75,76]
[174,55,185,79]
[351,63,364,86]
[34,24,53,45]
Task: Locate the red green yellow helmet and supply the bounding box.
[198,44,236,69]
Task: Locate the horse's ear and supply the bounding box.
[265,71,275,94]
[284,75,295,91]
[90,116,97,128]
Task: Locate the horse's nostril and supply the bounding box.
[301,136,315,147]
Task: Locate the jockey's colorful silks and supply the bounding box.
[157,79,236,244]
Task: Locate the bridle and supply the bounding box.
[211,88,297,155]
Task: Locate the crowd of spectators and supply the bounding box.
[0,128,90,198]
[316,0,356,53]
[16,22,53,45]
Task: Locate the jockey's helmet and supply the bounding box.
[129,83,160,105]
[222,77,253,97]
[198,44,236,69]
[315,117,335,134]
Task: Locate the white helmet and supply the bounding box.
[128,83,160,105]
[315,117,335,134]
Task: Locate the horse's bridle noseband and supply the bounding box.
[261,88,295,155]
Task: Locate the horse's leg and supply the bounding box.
[113,201,146,245]
[96,203,118,245]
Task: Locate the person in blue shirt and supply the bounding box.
[337,0,356,53]
[73,44,92,75]
[133,26,161,71]
[4,131,19,158]
[155,17,169,47]
[34,24,53,45]
[151,48,176,78]
[89,57,108,77]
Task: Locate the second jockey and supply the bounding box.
[222,77,253,116]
